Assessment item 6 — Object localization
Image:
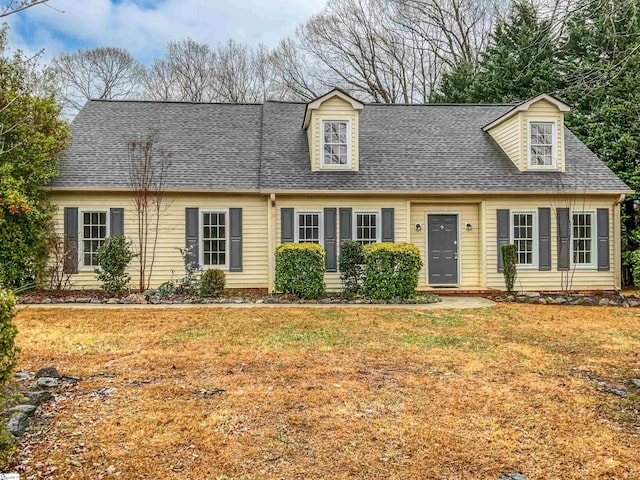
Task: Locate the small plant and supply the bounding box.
[631,249,640,290]
[177,245,202,295]
[501,243,517,293]
[362,243,422,300]
[95,236,134,293]
[339,240,365,294]
[155,280,177,297]
[38,232,73,291]
[0,288,18,385]
[200,269,226,297]
[275,243,325,299]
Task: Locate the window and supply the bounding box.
[512,212,536,267]
[355,212,379,245]
[202,211,227,268]
[322,120,350,167]
[81,210,108,267]
[297,212,321,244]
[572,212,595,266]
[528,121,556,168]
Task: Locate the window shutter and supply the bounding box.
[229,208,243,272]
[538,207,551,271]
[185,208,199,268]
[597,208,610,271]
[557,208,570,271]
[281,208,294,243]
[109,208,124,237]
[339,208,352,241]
[381,208,394,243]
[324,208,337,272]
[496,209,510,273]
[63,207,79,274]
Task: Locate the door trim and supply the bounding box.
[425,212,461,286]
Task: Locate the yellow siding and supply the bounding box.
[488,113,522,169]
[275,196,407,291]
[309,96,359,172]
[521,98,565,172]
[410,203,481,288]
[485,195,616,291]
[50,192,269,289]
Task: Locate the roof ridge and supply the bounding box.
[89,99,264,106]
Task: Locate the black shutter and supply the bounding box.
[597,208,610,271]
[185,208,199,268]
[339,208,352,241]
[229,208,243,272]
[557,208,570,271]
[381,208,394,243]
[324,208,337,272]
[281,208,294,243]
[109,208,124,237]
[63,207,79,274]
[496,209,510,273]
[538,207,551,271]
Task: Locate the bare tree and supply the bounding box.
[268,38,322,101]
[126,132,171,292]
[212,40,264,102]
[0,0,48,17]
[51,47,143,115]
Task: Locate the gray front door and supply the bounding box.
[427,214,458,285]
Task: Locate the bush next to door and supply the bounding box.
[339,240,365,294]
[363,243,422,300]
[95,236,134,294]
[275,243,325,299]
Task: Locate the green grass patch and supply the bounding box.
[266,326,345,347]
[395,333,466,348]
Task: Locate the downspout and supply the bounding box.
[267,193,276,292]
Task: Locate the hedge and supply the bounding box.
[362,243,422,300]
[501,244,517,293]
[339,240,364,294]
[275,243,325,299]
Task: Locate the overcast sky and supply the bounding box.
[4,0,328,64]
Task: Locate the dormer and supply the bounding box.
[483,94,570,172]
[303,89,364,172]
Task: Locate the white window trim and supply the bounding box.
[199,209,229,271]
[510,210,538,270]
[353,211,381,244]
[78,208,110,271]
[527,119,558,170]
[570,210,597,269]
[319,118,352,170]
[294,210,324,246]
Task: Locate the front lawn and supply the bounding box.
[9,305,640,479]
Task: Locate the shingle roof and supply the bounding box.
[52,98,631,194]
[51,100,263,190]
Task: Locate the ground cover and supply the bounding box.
[6,304,640,479]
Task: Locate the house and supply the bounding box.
[49,89,632,292]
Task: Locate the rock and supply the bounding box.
[76,297,91,303]
[106,298,119,304]
[90,298,102,304]
[35,366,61,379]
[40,298,52,304]
[6,412,29,437]
[4,404,37,417]
[20,390,52,406]
[37,377,59,388]
[125,293,147,304]
[0,473,20,480]
[602,386,627,398]
[629,379,640,388]
[536,298,547,304]
[500,474,528,480]
[65,297,76,303]
[521,292,540,298]
[598,298,610,307]
[255,299,264,304]
[626,298,640,307]
[551,297,567,305]
[14,371,34,380]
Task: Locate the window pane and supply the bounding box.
[323,121,349,166]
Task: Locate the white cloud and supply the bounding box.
[4,0,327,63]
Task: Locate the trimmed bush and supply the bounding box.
[275,243,325,299]
[0,288,18,385]
[200,269,226,297]
[95,236,134,293]
[501,243,517,293]
[631,249,640,290]
[339,240,365,294]
[362,243,422,300]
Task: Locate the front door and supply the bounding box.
[427,214,458,285]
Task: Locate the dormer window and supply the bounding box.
[321,120,351,168]
[528,120,557,169]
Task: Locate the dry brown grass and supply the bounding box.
[9,304,640,479]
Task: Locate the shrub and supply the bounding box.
[275,243,325,299]
[362,243,422,300]
[339,240,365,294]
[631,249,640,289]
[0,288,18,385]
[200,269,226,297]
[95,236,134,293]
[501,243,517,293]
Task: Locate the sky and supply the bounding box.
[4,0,328,65]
